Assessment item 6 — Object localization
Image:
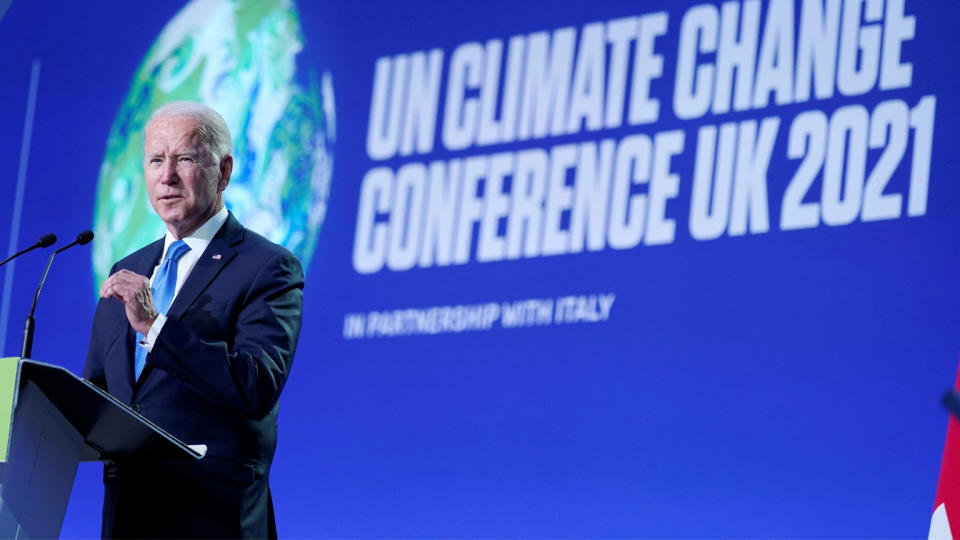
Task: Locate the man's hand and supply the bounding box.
[100,270,158,335]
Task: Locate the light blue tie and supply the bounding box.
[134,240,191,381]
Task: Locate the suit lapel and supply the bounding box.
[166,214,243,320]
[130,239,165,277]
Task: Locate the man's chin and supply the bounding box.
[156,212,188,232]
[157,211,184,224]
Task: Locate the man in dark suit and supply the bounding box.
[84,102,304,539]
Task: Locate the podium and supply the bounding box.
[0,358,202,539]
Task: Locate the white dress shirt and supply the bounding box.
[140,207,229,352]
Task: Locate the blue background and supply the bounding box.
[1,1,958,537]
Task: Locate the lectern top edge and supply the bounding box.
[10,358,203,462]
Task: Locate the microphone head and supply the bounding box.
[76,230,94,245]
[36,233,56,247]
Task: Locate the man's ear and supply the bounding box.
[218,155,233,192]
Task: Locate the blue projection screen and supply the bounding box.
[1,0,958,537]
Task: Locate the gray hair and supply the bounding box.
[145,101,233,165]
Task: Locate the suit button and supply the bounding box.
[131,404,142,413]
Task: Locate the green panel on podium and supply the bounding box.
[0,357,17,460]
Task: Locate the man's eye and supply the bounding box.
[178,156,194,164]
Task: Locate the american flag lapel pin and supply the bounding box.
[212,254,222,260]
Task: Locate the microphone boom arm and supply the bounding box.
[19,230,93,358]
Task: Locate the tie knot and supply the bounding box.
[166,240,191,263]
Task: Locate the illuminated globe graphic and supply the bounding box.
[93,0,335,288]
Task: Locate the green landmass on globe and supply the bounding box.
[93,0,334,291]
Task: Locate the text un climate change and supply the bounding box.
[354,0,924,274]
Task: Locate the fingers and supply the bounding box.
[100,270,150,300]
[100,269,159,335]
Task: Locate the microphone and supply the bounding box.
[20,230,94,358]
[0,233,56,266]
[53,229,94,254]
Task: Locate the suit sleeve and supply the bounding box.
[83,262,120,391]
[84,312,108,391]
[147,250,304,419]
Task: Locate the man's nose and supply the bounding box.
[160,161,180,183]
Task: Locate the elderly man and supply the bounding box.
[84,102,304,539]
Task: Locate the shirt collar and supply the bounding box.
[160,207,230,261]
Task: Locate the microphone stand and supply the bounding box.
[20,254,55,358]
[20,231,93,358]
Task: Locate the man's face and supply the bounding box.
[144,115,229,237]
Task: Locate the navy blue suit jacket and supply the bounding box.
[84,213,304,539]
